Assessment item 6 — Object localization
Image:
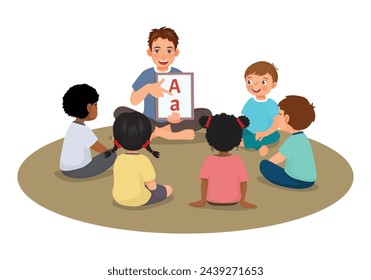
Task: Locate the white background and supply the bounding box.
[1,1,370,279]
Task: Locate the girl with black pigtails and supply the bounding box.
[189,113,257,209]
[105,111,172,207]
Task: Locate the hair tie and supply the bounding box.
[142,140,151,149]
[236,118,246,128]
[205,115,212,128]
[114,139,122,148]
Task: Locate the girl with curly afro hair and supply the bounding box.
[189,113,256,209]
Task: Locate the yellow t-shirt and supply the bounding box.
[112,154,156,207]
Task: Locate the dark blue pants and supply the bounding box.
[259,160,314,189]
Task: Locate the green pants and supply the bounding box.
[242,129,280,150]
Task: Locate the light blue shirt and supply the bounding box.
[279,132,317,182]
[241,97,278,133]
[132,67,181,121]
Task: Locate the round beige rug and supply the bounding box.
[18,128,353,233]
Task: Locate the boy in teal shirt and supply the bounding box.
[240,61,280,156]
[260,95,317,189]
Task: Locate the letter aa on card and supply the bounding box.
[155,73,194,120]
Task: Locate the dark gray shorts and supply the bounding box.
[62,151,116,179]
[144,184,167,205]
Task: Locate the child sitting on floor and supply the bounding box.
[260,95,317,189]
[105,111,173,207]
[240,61,280,156]
[189,113,257,208]
[59,84,116,178]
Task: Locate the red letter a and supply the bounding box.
[170,99,180,111]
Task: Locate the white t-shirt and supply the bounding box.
[59,122,98,171]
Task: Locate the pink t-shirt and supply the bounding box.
[199,154,249,203]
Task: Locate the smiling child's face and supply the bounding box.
[147,37,179,71]
[245,73,277,99]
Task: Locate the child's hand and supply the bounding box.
[255,131,267,141]
[167,112,181,124]
[148,79,173,98]
[189,200,205,207]
[104,149,115,158]
[240,201,257,209]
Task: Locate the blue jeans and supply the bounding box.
[259,160,314,189]
[242,129,280,150]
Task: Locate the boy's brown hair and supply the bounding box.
[244,61,278,82]
[278,95,315,130]
[148,26,179,49]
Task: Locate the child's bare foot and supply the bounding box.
[240,201,257,209]
[239,139,245,147]
[189,200,205,207]
[259,145,268,156]
[164,185,173,197]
